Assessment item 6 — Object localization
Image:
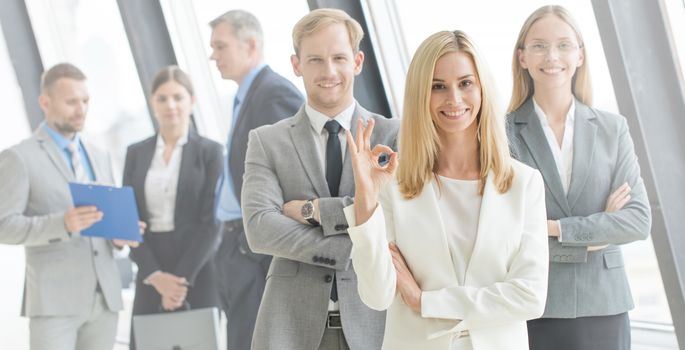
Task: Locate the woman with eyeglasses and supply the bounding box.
[506,5,651,350]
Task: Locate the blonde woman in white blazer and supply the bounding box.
[343,31,549,350]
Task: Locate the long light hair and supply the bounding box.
[398,30,513,199]
[507,5,592,113]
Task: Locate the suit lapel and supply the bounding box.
[133,137,157,221]
[516,101,571,216]
[175,132,198,224]
[567,102,597,211]
[230,67,268,159]
[399,179,458,286]
[464,174,503,284]
[338,105,369,197]
[289,109,330,197]
[35,128,73,182]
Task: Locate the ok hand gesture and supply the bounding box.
[346,118,398,224]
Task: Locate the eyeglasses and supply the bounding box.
[524,40,581,55]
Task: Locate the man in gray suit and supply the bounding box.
[0,63,136,350]
[242,9,398,349]
[209,9,304,350]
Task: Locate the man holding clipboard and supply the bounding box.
[0,63,140,350]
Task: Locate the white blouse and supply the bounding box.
[533,98,575,194]
[434,176,481,350]
[144,132,188,232]
[434,176,481,286]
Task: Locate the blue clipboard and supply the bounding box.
[68,183,142,242]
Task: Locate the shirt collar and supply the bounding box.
[156,130,189,149]
[532,97,575,127]
[42,122,81,151]
[235,63,266,104]
[305,101,356,134]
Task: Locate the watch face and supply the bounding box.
[301,201,314,219]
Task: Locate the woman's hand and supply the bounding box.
[606,182,631,213]
[346,118,398,224]
[389,243,422,313]
[586,183,632,251]
[161,294,185,311]
[149,272,188,305]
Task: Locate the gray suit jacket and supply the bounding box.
[242,104,399,350]
[506,98,651,318]
[0,127,123,317]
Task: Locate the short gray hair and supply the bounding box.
[209,9,264,53]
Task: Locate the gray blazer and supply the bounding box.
[506,98,651,318]
[242,104,399,350]
[0,127,123,317]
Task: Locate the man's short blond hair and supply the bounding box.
[292,8,364,56]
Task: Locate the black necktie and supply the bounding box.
[324,120,343,197]
[323,120,342,302]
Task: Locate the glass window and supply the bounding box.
[393,0,672,325]
[664,0,685,85]
[0,20,31,350]
[25,0,155,181]
[161,0,308,144]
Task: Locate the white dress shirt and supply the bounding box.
[533,98,575,194]
[144,132,188,232]
[533,98,574,242]
[305,102,355,165]
[305,102,355,312]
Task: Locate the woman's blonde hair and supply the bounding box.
[398,30,513,199]
[507,5,592,113]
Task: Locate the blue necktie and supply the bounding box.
[232,95,241,119]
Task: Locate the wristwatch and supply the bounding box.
[301,199,320,226]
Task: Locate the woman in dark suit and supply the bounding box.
[123,66,223,348]
[506,6,651,350]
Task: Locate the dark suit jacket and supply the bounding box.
[123,130,223,312]
[228,65,303,200]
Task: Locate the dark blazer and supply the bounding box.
[506,98,651,319]
[122,130,223,313]
[228,65,304,200]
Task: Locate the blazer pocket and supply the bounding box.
[603,250,625,269]
[25,245,67,260]
[266,260,299,278]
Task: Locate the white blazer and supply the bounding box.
[344,160,548,350]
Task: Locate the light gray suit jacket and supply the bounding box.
[242,104,399,350]
[506,98,651,318]
[0,127,123,317]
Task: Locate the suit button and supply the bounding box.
[330,259,336,266]
[312,256,319,263]
[93,250,99,257]
[325,275,333,283]
[324,258,331,264]
[334,224,348,231]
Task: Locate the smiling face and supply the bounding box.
[151,80,194,131]
[39,78,89,138]
[429,51,481,139]
[518,14,584,93]
[291,22,364,117]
